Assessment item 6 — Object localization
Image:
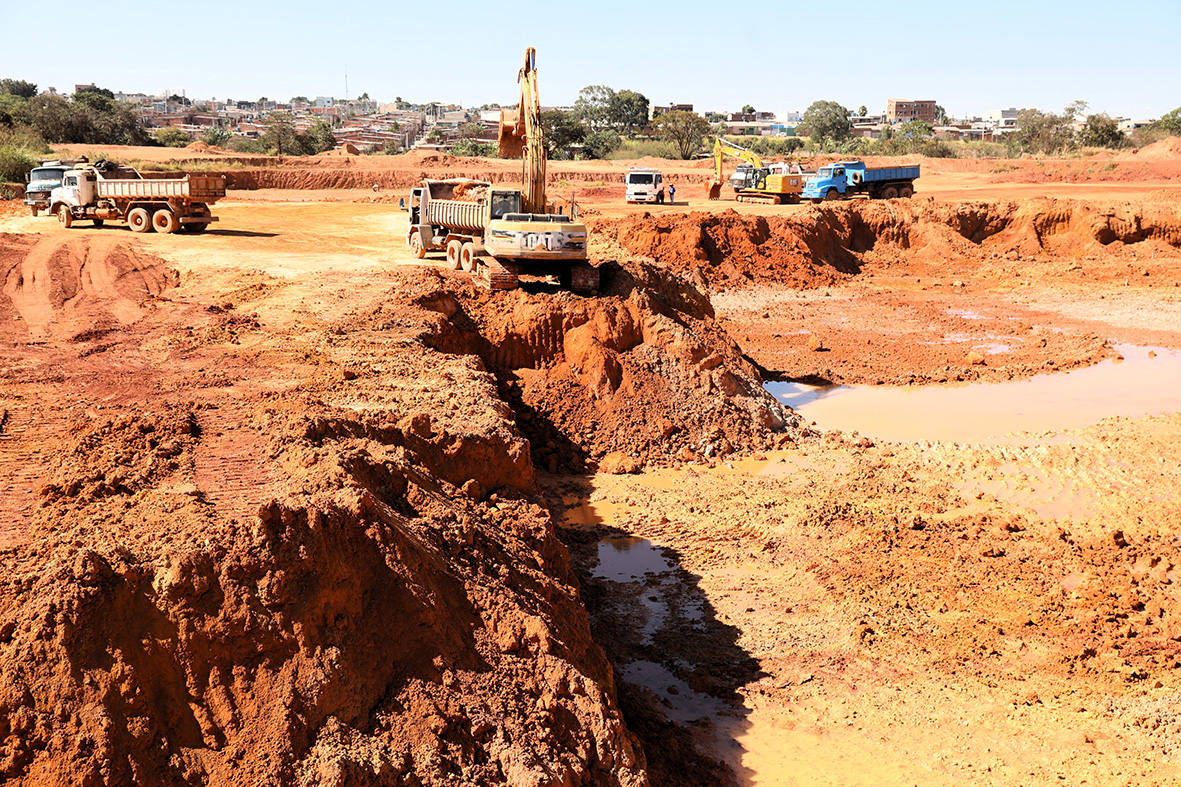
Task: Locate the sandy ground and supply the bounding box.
[3,142,1181,786]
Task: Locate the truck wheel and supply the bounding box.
[152,209,178,234]
[882,186,899,200]
[57,205,73,229]
[92,219,104,227]
[898,185,914,198]
[30,206,38,217]
[446,239,463,270]
[128,208,151,233]
[824,188,840,201]
[409,231,426,259]
[460,242,478,272]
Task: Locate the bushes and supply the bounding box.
[0,145,36,184]
[152,127,192,147]
[606,139,679,160]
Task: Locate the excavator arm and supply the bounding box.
[708,138,764,200]
[497,48,545,213]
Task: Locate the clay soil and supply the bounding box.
[1,140,1181,786]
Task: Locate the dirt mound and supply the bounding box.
[396,261,802,470]
[185,141,212,152]
[1118,136,1181,161]
[318,143,361,156]
[0,233,177,341]
[594,198,1181,291]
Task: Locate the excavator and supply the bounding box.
[495,47,598,292]
[706,138,807,204]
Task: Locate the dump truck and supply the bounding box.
[24,159,86,216]
[625,168,664,204]
[801,161,919,202]
[48,160,225,232]
[406,178,595,292]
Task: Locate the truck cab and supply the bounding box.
[801,162,863,200]
[24,163,75,216]
[625,168,664,204]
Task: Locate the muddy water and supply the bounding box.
[768,345,1181,444]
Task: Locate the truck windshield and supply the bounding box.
[628,174,654,185]
[30,168,67,184]
[817,167,832,178]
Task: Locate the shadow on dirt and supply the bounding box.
[200,229,280,238]
[553,499,762,787]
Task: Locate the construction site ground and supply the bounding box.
[2,140,1181,786]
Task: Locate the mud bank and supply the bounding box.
[593,196,1181,291]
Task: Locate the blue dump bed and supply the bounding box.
[863,165,921,182]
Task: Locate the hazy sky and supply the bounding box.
[3,0,1177,120]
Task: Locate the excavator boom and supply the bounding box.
[498,48,546,213]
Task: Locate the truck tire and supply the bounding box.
[898,185,914,198]
[57,205,73,229]
[92,219,104,227]
[152,209,179,234]
[882,186,899,200]
[446,239,463,270]
[460,242,480,272]
[30,206,38,217]
[409,231,426,259]
[824,188,840,201]
[128,208,151,233]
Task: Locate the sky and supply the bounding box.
[2,0,1177,120]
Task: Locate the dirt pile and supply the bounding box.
[0,233,178,341]
[1117,137,1181,161]
[389,261,801,470]
[593,197,1181,291]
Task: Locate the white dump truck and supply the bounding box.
[49,161,225,233]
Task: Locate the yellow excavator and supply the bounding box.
[706,138,807,204]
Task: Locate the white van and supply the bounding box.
[625,168,664,204]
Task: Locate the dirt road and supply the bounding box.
[2,140,1181,786]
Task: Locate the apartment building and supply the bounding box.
[886,99,938,124]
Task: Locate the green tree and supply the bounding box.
[261,114,300,154]
[654,110,710,159]
[0,79,37,98]
[357,92,370,102]
[450,138,495,157]
[152,127,191,147]
[742,104,755,115]
[1078,113,1125,148]
[1064,100,1088,122]
[582,129,621,159]
[706,112,726,123]
[801,100,852,143]
[1153,106,1181,134]
[76,85,114,99]
[574,85,615,132]
[457,122,485,139]
[608,89,649,136]
[305,119,337,153]
[540,109,585,159]
[291,95,309,104]
[1014,107,1074,154]
[857,105,867,117]
[933,104,947,124]
[168,94,192,106]
[202,127,232,146]
[896,120,933,139]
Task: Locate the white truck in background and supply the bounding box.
[625,168,664,204]
[49,161,225,233]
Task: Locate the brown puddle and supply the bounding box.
[768,345,1181,444]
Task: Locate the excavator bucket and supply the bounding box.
[707,180,723,200]
[498,108,525,159]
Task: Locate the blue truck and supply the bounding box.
[801,161,920,203]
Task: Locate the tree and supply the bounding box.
[357,92,370,102]
[801,100,852,143]
[933,105,947,124]
[0,79,37,98]
[305,120,337,153]
[457,122,485,139]
[202,127,232,146]
[1014,108,1074,154]
[896,120,933,139]
[742,104,755,115]
[1078,113,1125,149]
[654,110,710,159]
[857,105,867,117]
[1064,100,1088,122]
[261,114,299,155]
[168,94,192,106]
[153,127,191,147]
[582,129,621,159]
[574,85,615,132]
[608,89,649,136]
[706,112,726,123]
[1153,106,1181,135]
[291,95,309,104]
[76,85,114,99]
[540,109,585,159]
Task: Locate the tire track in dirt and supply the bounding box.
[192,405,274,524]
[0,404,70,547]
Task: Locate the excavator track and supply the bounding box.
[736,193,784,205]
[475,258,519,291]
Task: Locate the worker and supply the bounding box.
[668,183,676,204]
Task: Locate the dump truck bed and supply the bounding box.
[96,175,226,202]
[862,166,921,183]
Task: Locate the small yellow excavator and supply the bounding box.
[706,138,807,204]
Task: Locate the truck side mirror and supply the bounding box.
[399,197,406,210]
